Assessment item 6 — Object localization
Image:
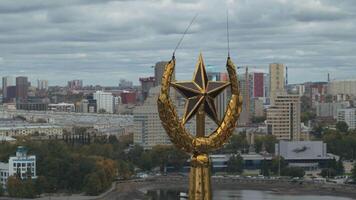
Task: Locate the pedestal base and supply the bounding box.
[188,153,212,200]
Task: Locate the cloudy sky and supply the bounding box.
[0,0,356,86]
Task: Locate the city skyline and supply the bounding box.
[1,0,356,85]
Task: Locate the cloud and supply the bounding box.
[0,0,355,86]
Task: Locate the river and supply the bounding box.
[146,189,356,200]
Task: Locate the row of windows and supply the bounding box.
[13,162,35,167]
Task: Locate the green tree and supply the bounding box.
[352,163,356,181]
[320,168,337,178]
[0,184,4,196]
[22,178,36,198]
[83,172,103,195]
[336,158,344,175]
[7,176,22,197]
[260,159,270,177]
[251,116,266,124]
[282,167,305,178]
[255,135,277,153]
[117,160,134,179]
[226,154,244,174]
[336,121,349,133]
[270,156,287,175]
[224,133,248,153]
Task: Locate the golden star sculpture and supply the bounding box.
[171,54,230,125]
[157,53,242,200]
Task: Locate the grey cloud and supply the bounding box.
[0,0,355,86]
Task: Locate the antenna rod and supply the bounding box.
[173,14,198,57]
[226,9,230,57]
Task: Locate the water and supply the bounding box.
[146,189,355,200]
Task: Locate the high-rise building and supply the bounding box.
[93,91,114,114]
[120,91,136,104]
[134,85,217,149]
[37,80,48,91]
[15,76,28,102]
[2,76,14,101]
[133,87,171,149]
[337,108,356,130]
[269,63,285,105]
[154,61,171,86]
[139,77,155,101]
[252,72,264,98]
[67,80,83,90]
[266,94,301,140]
[207,71,230,121]
[327,79,356,96]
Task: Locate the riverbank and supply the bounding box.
[129,176,356,200]
[1,176,356,199]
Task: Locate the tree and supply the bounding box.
[352,163,356,181]
[336,121,349,133]
[98,109,107,114]
[7,176,22,197]
[270,156,287,175]
[282,167,305,178]
[83,172,103,195]
[224,133,248,153]
[251,116,266,124]
[336,158,345,175]
[255,135,277,153]
[300,96,312,112]
[226,154,244,174]
[260,159,270,177]
[320,168,337,178]
[0,184,4,196]
[117,160,134,179]
[22,178,36,198]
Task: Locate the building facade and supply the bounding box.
[16,76,28,102]
[275,140,336,171]
[94,91,114,113]
[133,87,171,149]
[266,95,301,140]
[2,76,14,101]
[337,108,356,130]
[0,146,37,189]
[154,61,170,86]
[37,80,48,91]
[328,79,356,96]
[269,63,285,105]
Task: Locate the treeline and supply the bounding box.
[0,140,119,197]
[0,135,189,197]
[319,127,356,160]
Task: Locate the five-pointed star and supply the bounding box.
[171,54,230,125]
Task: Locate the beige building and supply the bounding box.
[328,79,356,96]
[266,95,301,140]
[0,124,63,137]
[269,63,285,105]
[133,86,216,149]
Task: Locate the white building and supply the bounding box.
[275,140,337,171]
[316,102,350,119]
[0,162,9,189]
[0,146,37,189]
[48,103,75,112]
[337,108,356,130]
[94,91,114,114]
